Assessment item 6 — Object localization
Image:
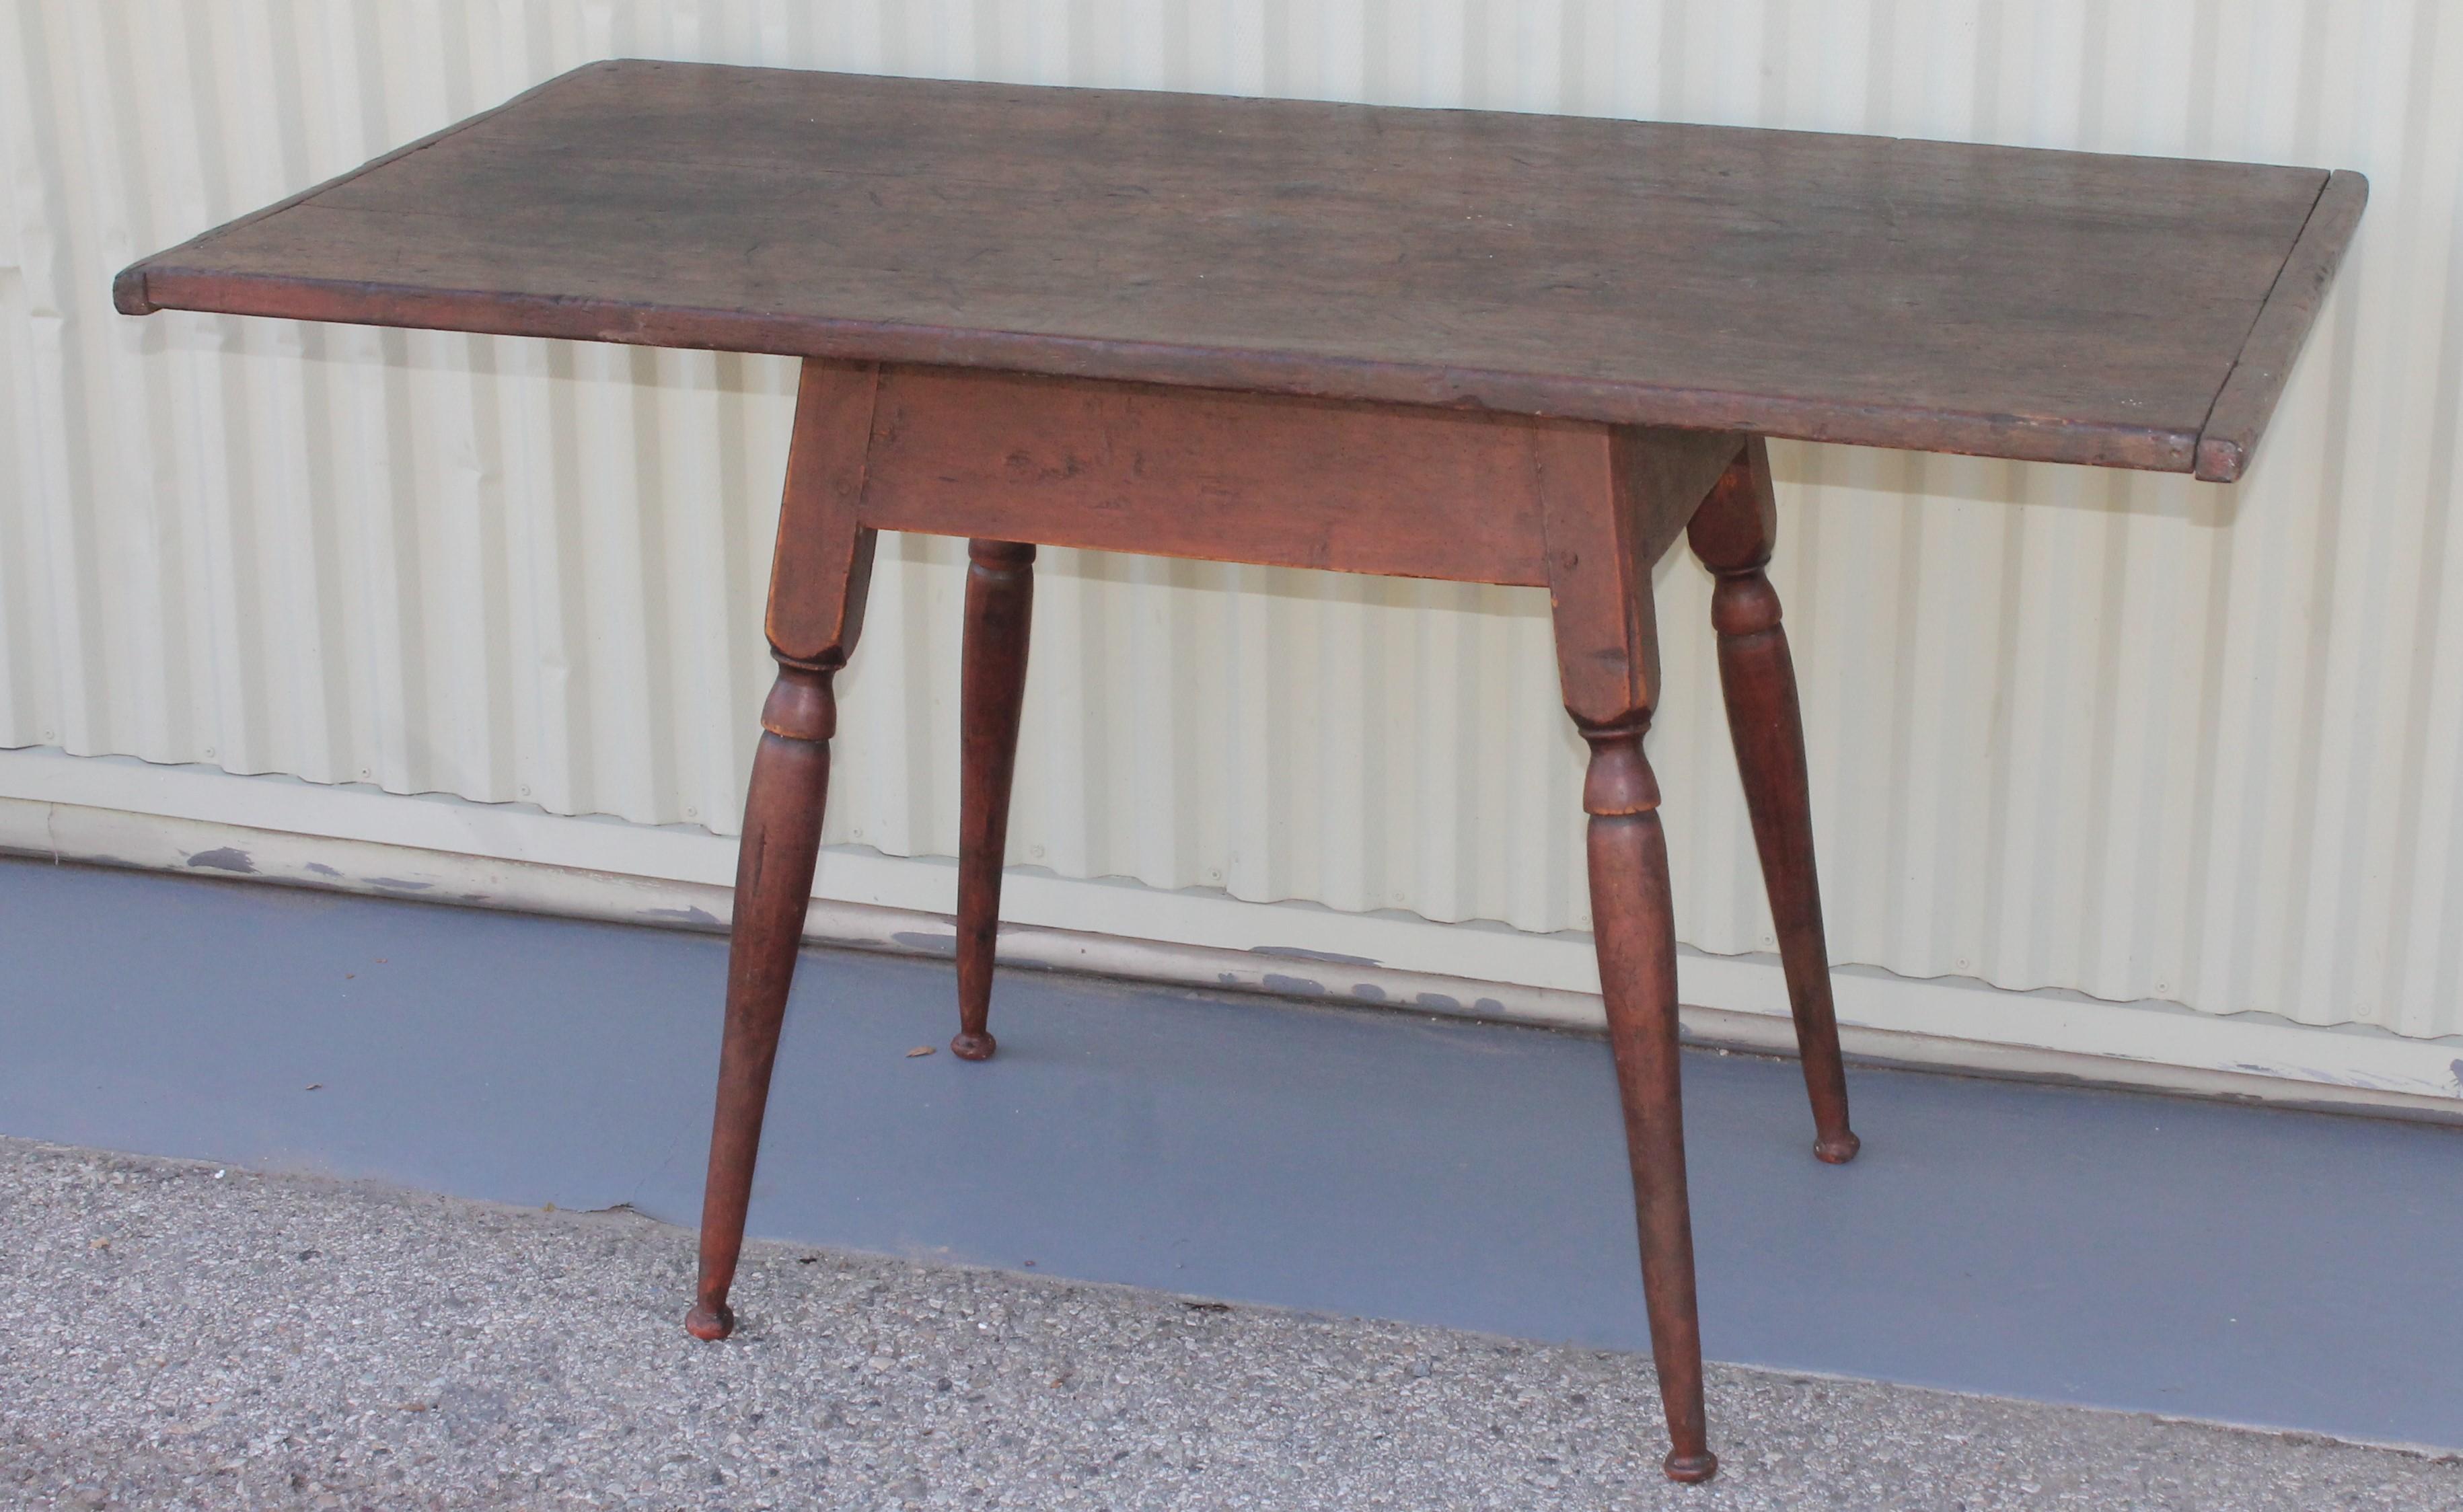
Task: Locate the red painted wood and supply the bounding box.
[765,361,880,668]
[2196,169,2369,481]
[687,665,838,1342]
[1535,427,1755,1480]
[118,59,2356,474]
[686,361,879,1342]
[953,540,1035,1061]
[1536,428,1742,727]
[860,366,1564,584]
[1581,726,1715,1484]
[1687,439,1858,1164]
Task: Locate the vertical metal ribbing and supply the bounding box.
[4,0,2460,1043]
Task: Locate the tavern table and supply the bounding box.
[117,59,2363,1482]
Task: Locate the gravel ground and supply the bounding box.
[3,1137,2455,1511]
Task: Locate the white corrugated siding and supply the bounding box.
[4,1,2460,1037]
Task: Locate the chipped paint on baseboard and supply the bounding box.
[642,905,722,928]
[1249,945,1380,968]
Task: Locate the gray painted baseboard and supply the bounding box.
[5,754,2460,1125]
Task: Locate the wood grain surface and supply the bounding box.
[857,365,1571,584]
[118,59,2359,478]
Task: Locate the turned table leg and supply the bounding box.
[952,540,1035,1061]
[688,360,880,1341]
[1539,426,1743,1483]
[1686,439,1858,1164]
[688,663,840,1339]
[1583,719,1717,1482]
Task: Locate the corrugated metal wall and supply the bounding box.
[5,1,2459,1038]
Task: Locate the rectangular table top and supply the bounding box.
[118,60,2362,481]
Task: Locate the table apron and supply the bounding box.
[853,363,1662,587]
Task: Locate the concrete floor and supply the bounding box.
[4,856,2463,1468]
[7,1137,2457,1511]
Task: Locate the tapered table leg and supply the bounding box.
[953,539,1035,1061]
[686,358,880,1342]
[1538,424,1747,1483]
[688,664,838,1340]
[1687,440,1857,1163]
[1584,723,1718,1483]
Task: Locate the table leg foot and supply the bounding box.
[683,1300,735,1342]
[956,539,1035,1062]
[950,1029,998,1061]
[1663,1449,1720,1484]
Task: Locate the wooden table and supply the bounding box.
[118,60,2363,1483]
